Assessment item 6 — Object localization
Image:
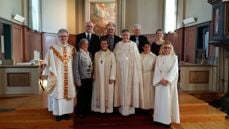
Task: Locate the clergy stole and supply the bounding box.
[50,46,75,99]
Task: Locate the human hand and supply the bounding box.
[159,79,168,86]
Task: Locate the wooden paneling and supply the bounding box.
[23,27,29,61]
[42,33,77,58]
[165,32,184,61]
[28,30,42,61]
[3,23,42,62]
[68,34,76,47]
[165,33,175,43]
[180,64,217,91]
[189,71,209,83]
[184,26,197,63]
[41,33,57,58]
[0,66,41,94]
[12,24,23,63]
[174,28,184,61]
[144,34,156,43]
[7,73,30,87]
[23,27,42,61]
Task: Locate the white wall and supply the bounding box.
[39,0,212,34]
[177,0,212,28]
[0,0,212,34]
[41,0,76,34]
[125,0,163,34]
[137,0,163,34]
[0,0,25,24]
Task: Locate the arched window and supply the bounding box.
[164,0,177,33]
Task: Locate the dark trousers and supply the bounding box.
[76,78,92,115]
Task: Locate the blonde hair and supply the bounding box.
[159,41,176,55]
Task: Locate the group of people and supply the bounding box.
[41,21,180,128]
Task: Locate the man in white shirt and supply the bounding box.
[76,22,100,58]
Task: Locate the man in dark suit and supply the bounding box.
[130,24,148,53]
[76,22,100,58]
[100,22,122,51]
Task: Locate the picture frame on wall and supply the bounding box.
[85,0,117,36]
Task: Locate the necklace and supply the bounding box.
[100,51,105,64]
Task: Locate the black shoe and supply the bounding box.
[78,114,85,119]
[153,121,163,127]
[164,124,171,128]
[55,115,62,121]
[62,114,71,120]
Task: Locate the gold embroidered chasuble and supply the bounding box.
[43,43,76,99]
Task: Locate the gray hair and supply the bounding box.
[133,24,141,29]
[79,38,89,47]
[106,22,116,28]
[57,28,69,36]
[85,21,94,26]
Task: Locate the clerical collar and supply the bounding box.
[57,42,69,47]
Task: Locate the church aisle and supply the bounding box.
[0,93,228,129]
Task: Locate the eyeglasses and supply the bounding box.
[163,47,171,49]
[58,35,68,38]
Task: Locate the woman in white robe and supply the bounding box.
[153,41,180,127]
[42,29,76,121]
[91,38,116,113]
[114,29,144,116]
[140,42,156,110]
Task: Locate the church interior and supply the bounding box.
[0,0,229,129]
